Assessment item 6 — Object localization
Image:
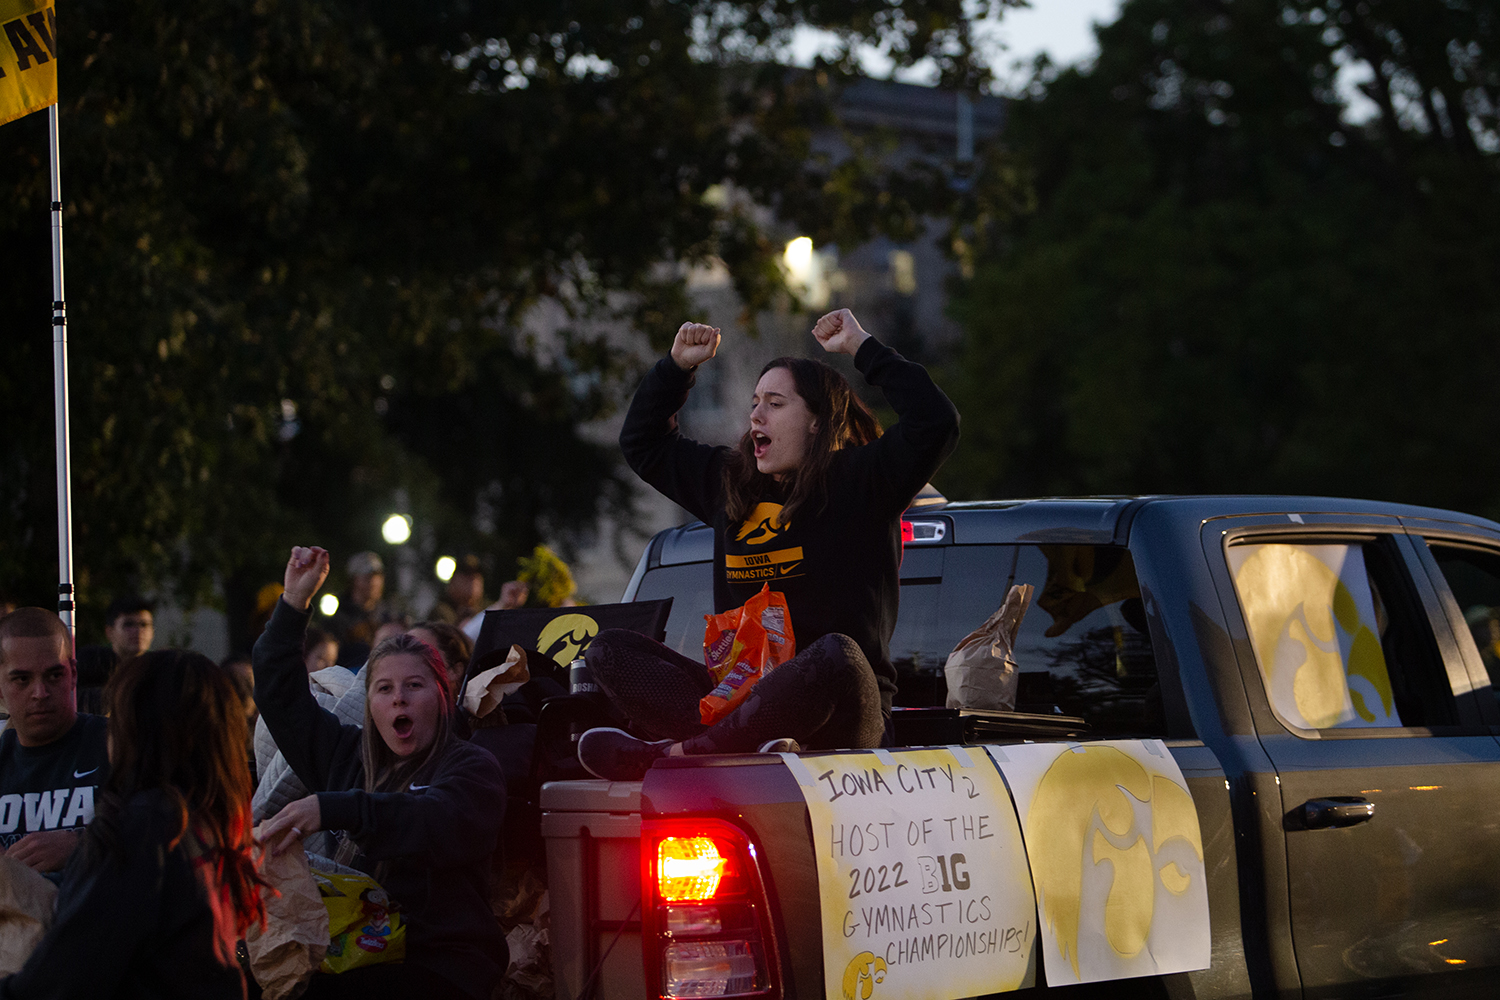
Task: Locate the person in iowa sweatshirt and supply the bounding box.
[1,649,267,1000]
[255,546,506,1000]
[578,308,960,781]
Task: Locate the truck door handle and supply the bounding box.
[1300,796,1374,829]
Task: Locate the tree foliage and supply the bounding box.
[942,0,1500,520]
[0,0,1000,638]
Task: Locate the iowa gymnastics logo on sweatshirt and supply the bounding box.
[727,503,804,582]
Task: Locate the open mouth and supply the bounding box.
[752,432,771,458]
[392,715,414,740]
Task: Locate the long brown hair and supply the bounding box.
[723,357,881,527]
[358,633,456,795]
[98,650,267,960]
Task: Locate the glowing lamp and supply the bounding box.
[783,236,814,284]
[435,555,457,582]
[658,837,728,902]
[381,514,412,545]
[318,593,340,617]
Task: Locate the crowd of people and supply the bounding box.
[0,308,959,1000]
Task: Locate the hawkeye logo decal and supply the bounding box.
[990,741,1210,986]
[730,503,802,582]
[841,952,887,1000]
[536,613,601,667]
[735,502,790,546]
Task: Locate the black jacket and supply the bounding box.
[253,600,506,1000]
[0,789,245,1000]
[621,337,960,712]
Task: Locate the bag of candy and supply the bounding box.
[699,584,795,724]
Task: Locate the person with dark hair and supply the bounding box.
[303,625,340,675]
[579,308,960,779]
[429,556,487,629]
[325,550,399,668]
[221,652,260,784]
[0,608,109,874]
[75,595,155,716]
[0,648,266,998]
[255,546,507,1000]
[407,621,474,698]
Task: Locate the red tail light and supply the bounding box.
[642,819,782,1000]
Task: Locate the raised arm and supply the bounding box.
[252,547,363,793]
[619,322,730,521]
[814,309,960,514]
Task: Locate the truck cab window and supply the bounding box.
[1426,543,1500,703]
[937,545,1163,737]
[635,562,715,658]
[1228,539,1455,732]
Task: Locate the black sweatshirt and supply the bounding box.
[253,600,506,1000]
[0,789,246,1000]
[621,337,960,713]
[0,714,110,852]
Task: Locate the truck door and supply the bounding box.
[1204,516,1500,999]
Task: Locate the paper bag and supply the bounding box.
[945,584,1034,711]
[246,826,329,999]
[699,584,795,725]
[463,644,532,725]
[0,854,57,976]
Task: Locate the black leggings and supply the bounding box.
[584,629,885,753]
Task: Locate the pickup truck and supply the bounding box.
[538,495,1500,1000]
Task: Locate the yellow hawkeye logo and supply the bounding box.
[1026,745,1203,977]
[736,503,790,546]
[536,613,600,667]
[841,952,887,1000]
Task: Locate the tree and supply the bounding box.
[942,0,1500,520]
[0,0,1007,642]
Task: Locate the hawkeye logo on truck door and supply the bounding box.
[727,503,804,582]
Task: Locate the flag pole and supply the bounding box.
[48,102,74,639]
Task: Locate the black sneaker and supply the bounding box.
[577,728,675,781]
[757,738,802,754]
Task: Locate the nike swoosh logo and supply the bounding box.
[409,783,430,791]
[73,767,98,779]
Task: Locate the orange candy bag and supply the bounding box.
[699,584,795,725]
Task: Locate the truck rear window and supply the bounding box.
[634,543,1165,738]
[634,562,715,658]
[896,544,1162,737]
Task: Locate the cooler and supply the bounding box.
[541,779,645,1000]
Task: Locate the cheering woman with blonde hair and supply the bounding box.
[255,546,506,1000]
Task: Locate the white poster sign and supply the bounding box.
[786,747,1036,1000]
[986,740,1210,986]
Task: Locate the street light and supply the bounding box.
[318,593,340,616]
[435,555,456,582]
[783,236,831,308]
[381,514,412,545]
[784,237,814,285]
